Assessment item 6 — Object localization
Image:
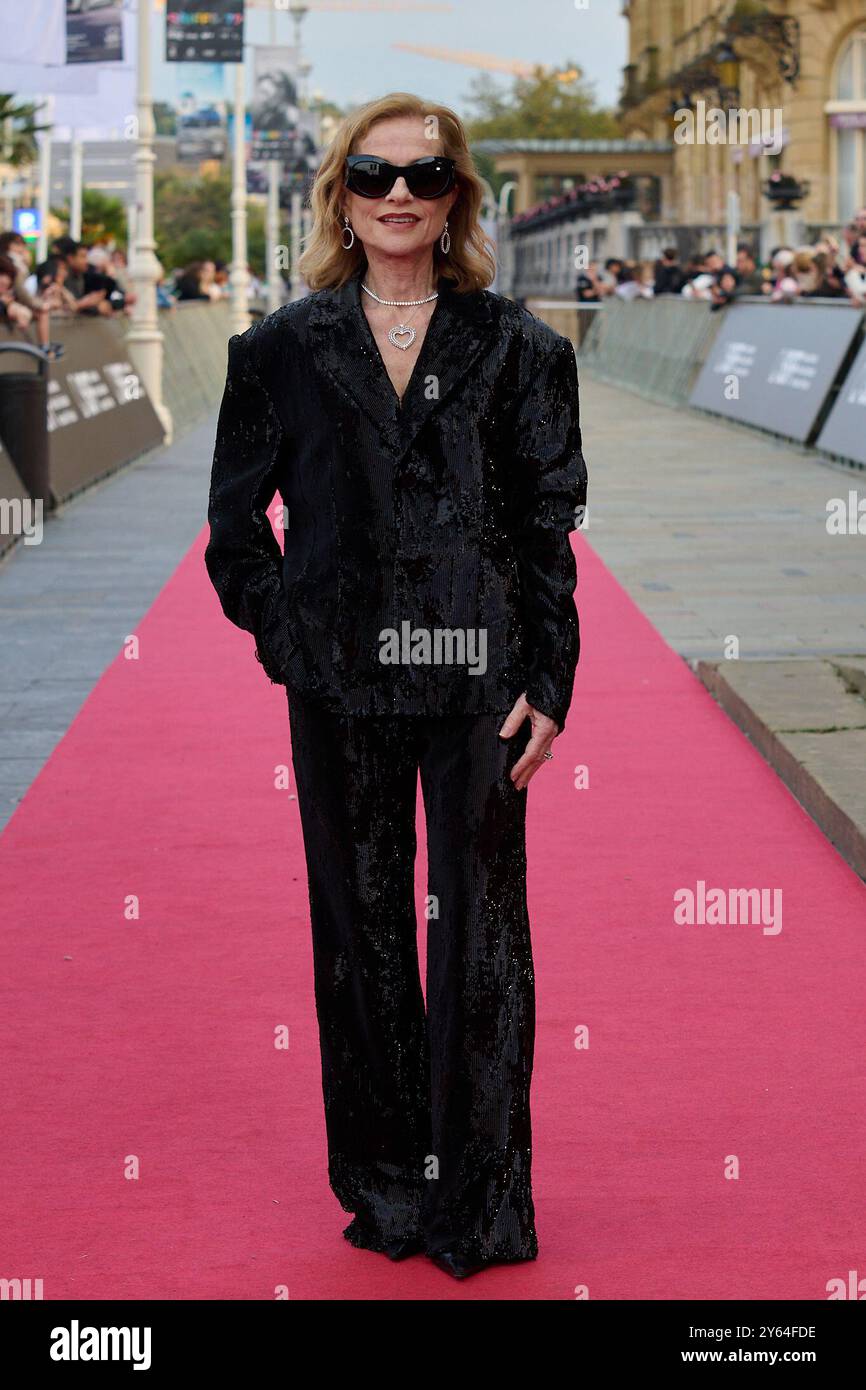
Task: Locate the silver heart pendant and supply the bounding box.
[388,324,416,351]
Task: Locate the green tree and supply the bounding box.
[464,66,623,200]
[464,65,623,143]
[154,168,266,277]
[153,102,178,138]
[0,93,50,166]
[52,189,128,246]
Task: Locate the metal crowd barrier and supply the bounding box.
[576,298,723,405]
[149,301,235,438]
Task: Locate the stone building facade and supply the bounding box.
[621,0,866,229]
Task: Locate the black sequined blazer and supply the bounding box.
[205,265,588,731]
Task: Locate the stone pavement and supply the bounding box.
[579,375,866,878]
[0,418,216,829]
[577,377,865,661]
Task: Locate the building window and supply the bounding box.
[830,30,866,219]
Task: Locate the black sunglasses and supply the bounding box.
[344,155,456,200]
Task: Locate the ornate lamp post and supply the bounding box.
[127,0,172,441]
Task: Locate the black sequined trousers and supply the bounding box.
[287,690,539,1264]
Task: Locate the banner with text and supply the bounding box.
[166,3,245,64]
[689,303,862,443]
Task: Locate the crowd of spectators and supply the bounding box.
[0,230,140,358]
[575,206,866,312]
[0,230,265,356]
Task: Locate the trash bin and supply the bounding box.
[0,342,52,509]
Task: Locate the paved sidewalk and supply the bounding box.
[579,377,866,661]
[579,376,866,878]
[0,418,216,828]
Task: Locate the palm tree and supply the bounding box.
[0,94,50,167]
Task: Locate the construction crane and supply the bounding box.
[155,2,455,10]
[392,44,583,81]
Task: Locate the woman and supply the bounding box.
[175,259,219,303]
[205,92,587,1280]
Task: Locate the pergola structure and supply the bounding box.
[474,138,675,215]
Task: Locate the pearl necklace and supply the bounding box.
[361,281,439,351]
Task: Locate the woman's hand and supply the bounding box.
[499,693,559,791]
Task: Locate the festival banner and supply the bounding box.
[65,0,125,65]
[250,47,318,167]
[166,3,245,64]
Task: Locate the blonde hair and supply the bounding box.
[298,92,496,293]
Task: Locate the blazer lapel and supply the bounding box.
[306,267,496,461]
[306,270,402,454]
[396,276,495,460]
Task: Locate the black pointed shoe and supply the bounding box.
[343,1217,424,1262]
[428,1249,489,1280]
[429,1246,538,1279]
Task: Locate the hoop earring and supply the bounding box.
[439,219,451,255]
[341,215,355,250]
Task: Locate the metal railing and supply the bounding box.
[577,297,723,405]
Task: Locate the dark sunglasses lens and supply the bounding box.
[408,161,453,198]
[348,161,393,197]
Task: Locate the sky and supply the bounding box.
[153,0,630,118]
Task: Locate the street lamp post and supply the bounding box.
[36,93,54,263]
[229,58,250,335]
[126,0,172,442]
[265,4,282,315]
[70,134,83,240]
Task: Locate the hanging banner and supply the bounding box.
[0,61,100,95]
[170,66,229,162]
[65,0,125,65]
[250,47,318,165]
[166,3,245,64]
[0,0,65,65]
[52,68,138,141]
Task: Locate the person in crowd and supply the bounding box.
[653,246,685,295]
[246,263,264,300]
[614,262,653,300]
[702,248,725,276]
[33,254,78,312]
[734,244,766,296]
[156,275,176,311]
[680,254,706,289]
[681,265,716,300]
[575,260,603,303]
[710,265,740,310]
[812,239,848,297]
[52,236,118,316]
[0,229,62,350]
[844,244,866,305]
[175,259,221,302]
[845,208,866,258]
[762,246,795,296]
[595,256,625,296]
[0,252,35,332]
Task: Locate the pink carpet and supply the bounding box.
[2,530,865,1301]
